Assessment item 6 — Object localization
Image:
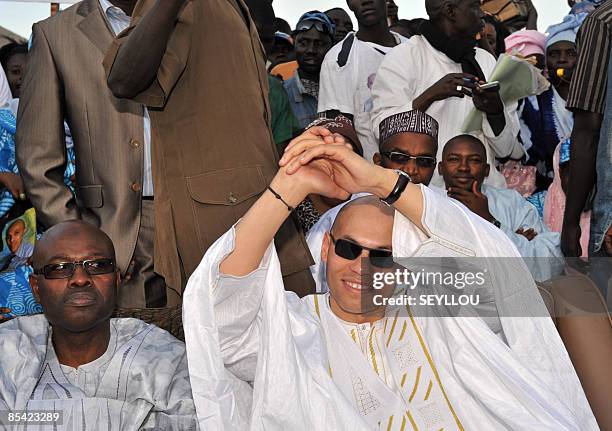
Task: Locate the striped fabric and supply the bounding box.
[566,0,612,114]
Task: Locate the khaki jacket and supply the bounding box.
[16,0,147,306]
[104,0,313,299]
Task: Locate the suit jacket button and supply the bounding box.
[131,182,142,192]
[130,138,141,148]
[228,192,237,204]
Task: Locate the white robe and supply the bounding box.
[0,316,198,430]
[371,36,524,188]
[483,184,564,281]
[317,31,408,161]
[183,186,596,430]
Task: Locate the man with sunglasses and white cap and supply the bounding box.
[0,220,198,429]
[183,130,595,429]
[307,110,442,291]
[283,11,336,128]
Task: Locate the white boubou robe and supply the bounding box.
[183,185,597,431]
[0,316,198,430]
[483,184,565,281]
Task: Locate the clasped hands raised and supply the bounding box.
[276,127,395,202]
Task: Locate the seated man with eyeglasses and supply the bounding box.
[0,221,198,430]
[182,132,595,429]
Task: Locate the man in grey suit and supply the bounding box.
[16,0,170,317]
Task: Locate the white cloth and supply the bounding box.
[183,185,596,430]
[318,32,408,161]
[483,184,564,281]
[98,0,153,197]
[0,68,11,108]
[371,36,524,188]
[0,316,198,430]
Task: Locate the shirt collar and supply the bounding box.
[98,0,128,18]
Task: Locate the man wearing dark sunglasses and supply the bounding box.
[439,134,564,282]
[0,221,198,429]
[183,131,592,429]
[373,110,439,186]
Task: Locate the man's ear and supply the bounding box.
[321,232,331,264]
[442,0,456,21]
[437,161,443,176]
[484,163,491,178]
[29,274,41,304]
[373,152,382,166]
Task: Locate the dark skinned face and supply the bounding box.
[30,228,118,334]
[546,41,577,80]
[327,9,354,43]
[294,27,333,79]
[5,52,27,99]
[374,133,437,186]
[438,138,490,191]
[347,0,388,28]
[448,0,485,39]
[482,22,497,52]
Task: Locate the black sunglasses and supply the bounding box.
[329,233,394,268]
[34,258,116,280]
[296,20,335,37]
[381,151,437,168]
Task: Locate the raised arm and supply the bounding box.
[106,0,186,99]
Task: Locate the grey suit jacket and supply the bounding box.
[16,0,144,303]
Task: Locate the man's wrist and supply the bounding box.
[269,170,309,208]
[369,167,400,199]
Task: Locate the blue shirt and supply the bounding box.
[283,71,319,129]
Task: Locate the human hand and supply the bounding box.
[280,139,390,198]
[0,172,25,200]
[447,180,495,223]
[0,307,12,324]
[516,227,538,241]
[301,125,348,146]
[561,222,582,257]
[425,73,477,102]
[472,82,504,115]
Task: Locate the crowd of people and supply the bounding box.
[0,0,611,429]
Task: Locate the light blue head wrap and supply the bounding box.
[546,13,588,48]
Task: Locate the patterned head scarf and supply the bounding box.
[379,110,439,146]
[546,13,588,48]
[307,115,363,157]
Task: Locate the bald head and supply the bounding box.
[443,134,486,159]
[332,195,395,234]
[425,0,459,20]
[32,221,115,270]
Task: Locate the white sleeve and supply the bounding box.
[0,68,11,108]
[482,99,525,159]
[183,224,275,382]
[370,45,418,138]
[317,49,354,115]
[494,192,564,281]
[479,51,524,159]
